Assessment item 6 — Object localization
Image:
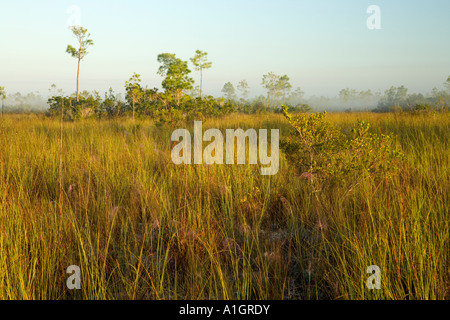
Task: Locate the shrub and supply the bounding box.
[280,106,404,183]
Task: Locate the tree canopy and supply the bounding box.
[157,53,194,106]
[66,26,94,61]
[66,26,94,102]
[222,82,236,101]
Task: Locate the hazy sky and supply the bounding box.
[0,0,449,98]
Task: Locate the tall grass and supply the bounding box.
[0,112,447,299]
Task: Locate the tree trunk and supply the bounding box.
[76,57,81,102]
[132,100,135,121]
[59,98,64,216]
[200,68,203,99]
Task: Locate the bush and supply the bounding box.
[280,106,404,183]
[154,107,183,127]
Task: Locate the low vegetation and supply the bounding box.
[0,111,447,299]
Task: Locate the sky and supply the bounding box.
[0,0,449,99]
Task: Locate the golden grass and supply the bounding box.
[0,111,448,299]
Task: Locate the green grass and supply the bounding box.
[0,111,448,299]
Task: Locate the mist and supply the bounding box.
[1,92,47,113]
[1,81,449,114]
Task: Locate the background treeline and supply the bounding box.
[1,56,449,119]
[2,27,450,117]
[2,83,449,117]
[0,91,47,113]
[44,79,450,123]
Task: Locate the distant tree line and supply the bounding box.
[43,71,450,122]
[2,26,449,119]
[372,82,450,113]
[0,91,47,113]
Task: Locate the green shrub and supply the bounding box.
[280,106,404,183]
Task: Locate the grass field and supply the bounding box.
[0,112,448,299]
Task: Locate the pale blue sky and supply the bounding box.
[0,0,449,98]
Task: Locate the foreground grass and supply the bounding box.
[0,112,448,299]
